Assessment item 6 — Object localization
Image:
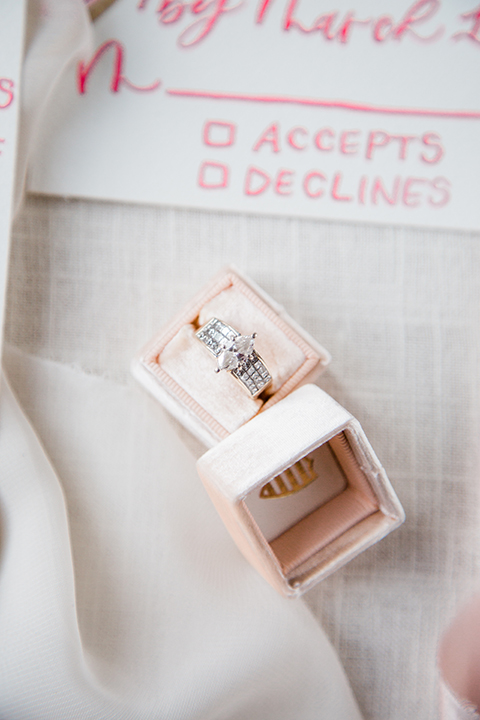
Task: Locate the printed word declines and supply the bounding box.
[199,163,450,208]
[242,169,449,207]
[136,0,480,48]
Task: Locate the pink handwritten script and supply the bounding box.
[26,0,480,231]
[78,40,160,93]
[0,78,14,109]
[135,0,480,47]
[0,78,15,160]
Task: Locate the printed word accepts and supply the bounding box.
[250,122,443,163]
[137,0,480,48]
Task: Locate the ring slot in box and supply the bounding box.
[196,384,405,597]
[132,267,331,447]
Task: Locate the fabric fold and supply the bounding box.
[0,346,363,719]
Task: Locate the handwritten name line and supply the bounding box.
[75,41,480,121]
[167,88,480,120]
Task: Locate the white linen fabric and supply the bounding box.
[2,0,480,718]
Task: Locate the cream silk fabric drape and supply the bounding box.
[0,2,362,718]
[0,346,363,719]
[1,1,480,718]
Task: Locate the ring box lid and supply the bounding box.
[197,384,405,597]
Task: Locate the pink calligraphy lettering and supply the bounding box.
[428,177,450,206]
[256,0,274,23]
[275,169,294,194]
[331,173,353,201]
[77,40,160,94]
[421,133,444,163]
[452,6,480,44]
[358,176,368,204]
[245,166,271,195]
[158,0,186,24]
[178,0,242,47]
[402,177,425,206]
[303,171,326,198]
[314,128,335,151]
[0,78,14,109]
[139,0,480,47]
[340,130,360,155]
[371,176,400,204]
[373,15,394,41]
[393,0,443,42]
[287,126,308,150]
[366,130,390,159]
[390,134,417,160]
[283,0,309,32]
[309,12,337,39]
[336,12,371,43]
[253,122,280,152]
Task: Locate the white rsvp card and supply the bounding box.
[28,0,480,231]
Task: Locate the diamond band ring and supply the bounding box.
[196,318,272,397]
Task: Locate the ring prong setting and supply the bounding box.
[196,318,272,397]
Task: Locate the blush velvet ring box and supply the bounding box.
[132,268,404,597]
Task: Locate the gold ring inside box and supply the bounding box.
[196,317,272,398]
[260,457,317,499]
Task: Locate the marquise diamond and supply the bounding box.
[196,318,271,397]
[216,334,255,373]
[217,349,239,372]
[233,334,255,357]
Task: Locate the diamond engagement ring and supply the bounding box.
[196,318,272,397]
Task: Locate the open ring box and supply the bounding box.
[132,268,404,597]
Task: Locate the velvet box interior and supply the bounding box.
[132,267,331,447]
[197,384,405,597]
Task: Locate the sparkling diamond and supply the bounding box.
[214,331,255,372]
[217,349,239,372]
[233,334,255,358]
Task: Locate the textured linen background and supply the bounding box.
[2,0,480,715]
[5,197,480,718]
